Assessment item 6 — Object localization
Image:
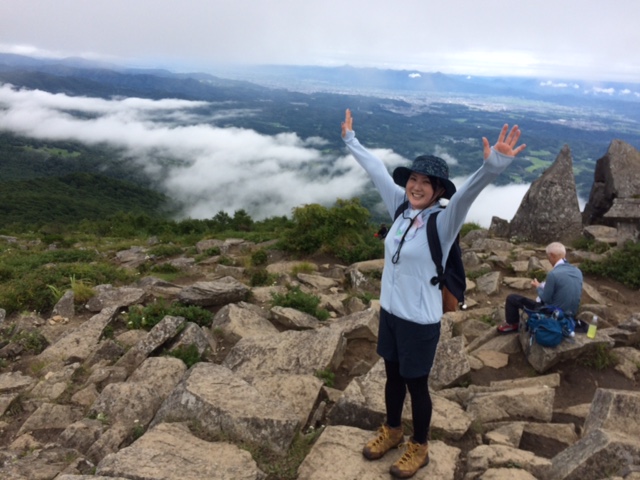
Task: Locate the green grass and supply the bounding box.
[126,300,213,330]
[270,286,330,321]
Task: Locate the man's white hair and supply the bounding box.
[546,242,566,258]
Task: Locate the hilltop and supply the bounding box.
[0,225,639,479]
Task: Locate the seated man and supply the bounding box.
[498,242,583,333]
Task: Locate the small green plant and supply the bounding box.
[204,246,221,256]
[315,368,335,388]
[167,344,202,368]
[95,412,109,425]
[271,287,329,321]
[460,221,482,238]
[579,344,618,370]
[478,314,496,326]
[126,300,213,330]
[247,428,324,480]
[148,244,183,258]
[580,241,640,289]
[249,268,277,287]
[466,267,491,280]
[47,284,64,303]
[212,326,224,339]
[70,275,96,304]
[13,330,49,354]
[218,255,235,266]
[131,421,145,441]
[251,249,268,266]
[150,263,180,274]
[291,262,315,275]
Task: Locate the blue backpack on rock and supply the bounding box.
[524,306,576,348]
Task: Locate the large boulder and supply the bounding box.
[582,139,640,227]
[509,144,583,244]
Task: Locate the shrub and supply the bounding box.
[578,344,618,370]
[150,263,180,274]
[580,241,640,288]
[249,268,277,287]
[460,221,482,238]
[250,249,268,266]
[271,287,329,321]
[148,244,183,258]
[167,344,201,368]
[126,300,213,330]
[0,253,133,315]
[281,199,383,264]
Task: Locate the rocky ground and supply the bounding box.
[0,233,639,479]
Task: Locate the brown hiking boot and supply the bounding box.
[389,439,429,478]
[362,424,404,460]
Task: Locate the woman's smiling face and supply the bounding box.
[405,172,442,209]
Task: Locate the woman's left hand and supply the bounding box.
[483,124,526,160]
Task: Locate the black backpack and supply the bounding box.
[393,201,466,303]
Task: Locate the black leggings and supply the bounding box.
[384,360,431,444]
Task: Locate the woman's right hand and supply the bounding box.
[341,108,353,138]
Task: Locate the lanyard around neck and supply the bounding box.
[391,208,426,264]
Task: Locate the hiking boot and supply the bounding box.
[362,424,404,460]
[389,439,429,478]
[497,323,518,334]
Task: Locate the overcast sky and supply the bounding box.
[1,0,639,82]
[0,1,600,225]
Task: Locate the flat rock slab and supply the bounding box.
[96,422,266,480]
[151,363,300,455]
[297,425,460,480]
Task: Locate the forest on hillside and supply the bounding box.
[1,60,640,229]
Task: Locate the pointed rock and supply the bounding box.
[510,144,583,244]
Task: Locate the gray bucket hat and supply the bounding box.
[392,155,456,199]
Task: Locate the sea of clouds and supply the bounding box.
[0,83,539,227]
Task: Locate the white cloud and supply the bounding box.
[408,73,421,79]
[455,181,530,227]
[0,83,538,226]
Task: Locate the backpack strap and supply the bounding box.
[427,210,445,290]
[393,200,409,221]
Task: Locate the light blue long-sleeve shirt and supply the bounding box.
[343,129,514,324]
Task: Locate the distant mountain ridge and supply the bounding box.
[2,53,639,105]
[1,52,640,226]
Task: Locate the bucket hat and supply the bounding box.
[392,155,456,199]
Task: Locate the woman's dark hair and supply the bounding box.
[429,176,445,199]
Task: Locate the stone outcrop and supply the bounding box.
[509,144,583,244]
[582,139,640,243]
[1,235,639,480]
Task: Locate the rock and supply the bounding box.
[212,303,279,342]
[431,336,471,390]
[549,428,640,480]
[298,425,460,480]
[466,386,555,423]
[466,444,551,479]
[583,388,640,438]
[52,290,75,319]
[475,271,501,295]
[222,327,346,381]
[583,139,640,228]
[96,422,267,479]
[178,276,250,306]
[114,315,186,375]
[518,328,615,373]
[270,306,320,330]
[37,307,119,366]
[151,363,300,455]
[297,272,339,290]
[509,144,583,244]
